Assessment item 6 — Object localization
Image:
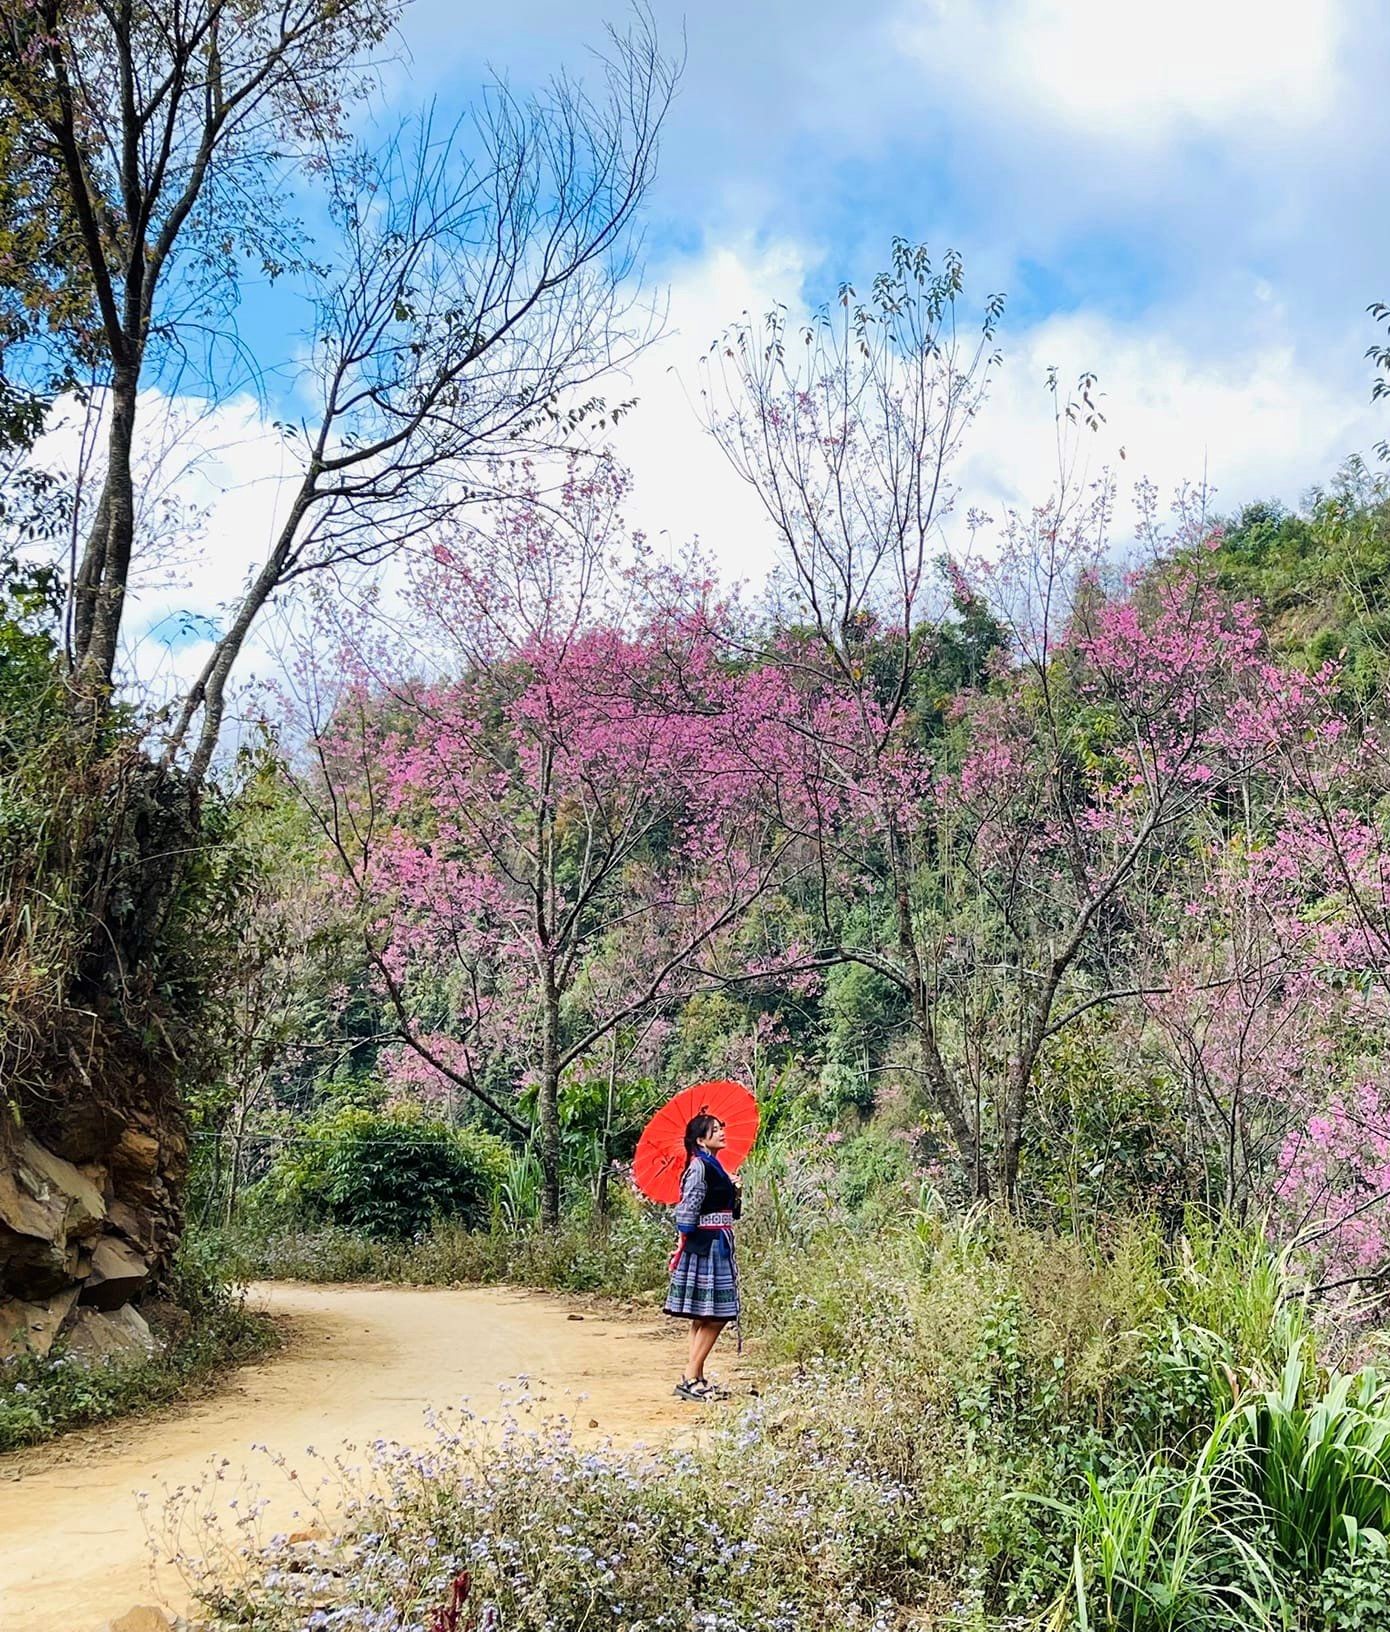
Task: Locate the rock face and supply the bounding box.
[0,1287,80,1358]
[64,1304,159,1364]
[3,753,195,1365]
[84,1236,152,1310]
[0,1117,184,1364]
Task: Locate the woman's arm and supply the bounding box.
[673,1160,707,1235]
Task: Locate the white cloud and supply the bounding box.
[894,0,1347,145]
[953,305,1384,549]
[605,238,816,587]
[608,240,1386,587]
[33,391,306,732]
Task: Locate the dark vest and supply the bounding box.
[686,1154,740,1255]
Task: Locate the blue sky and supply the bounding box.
[116,0,1390,665]
[378,0,1389,560]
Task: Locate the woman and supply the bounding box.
[664,1112,741,1401]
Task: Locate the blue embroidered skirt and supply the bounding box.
[664,1233,740,1321]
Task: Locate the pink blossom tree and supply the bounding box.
[1259,729,1390,1284]
[287,462,806,1224]
[699,239,1328,1202]
[913,551,1327,1200]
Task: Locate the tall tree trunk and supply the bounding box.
[224,1091,252,1229]
[75,362,139,687]
[913,986,989,1199]
[888,818,987,1198]
[999,1005,1053,1208]
[998,1073,1024,1209]
[595,1036,618,1223]
[538,964,562,1230]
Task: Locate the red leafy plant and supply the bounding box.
[429,1568,500,1632]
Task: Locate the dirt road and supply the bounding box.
[0,1282,691,1632]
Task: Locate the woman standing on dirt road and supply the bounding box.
[664,1113,741,1401]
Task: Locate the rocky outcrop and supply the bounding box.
[64,1303,159,1364]
[3,751,197,1367]
[0,1287,80,1357]
[0,1117,185,1364]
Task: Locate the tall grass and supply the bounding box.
[1231,1344,1390,1577]
[212,1207,672,1299]
[1038,1420,1280,1632]
[1041,1345,1390,1631]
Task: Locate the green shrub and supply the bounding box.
[261,1105,509,1239]
[1314,1533,1390,1632]
[834,1125,913,1212]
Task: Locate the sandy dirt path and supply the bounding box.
[0,1281,691,1632]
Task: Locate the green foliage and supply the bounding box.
[0,554,273,1151]
[1045,1346,1390,1632]
[1044,1436,1279,1632]
[0,550,62,743]
[664,989,752,1083]
[1204,468,1390,701]
[834,1124,913,1211]
[261,1105,510,1239]
[1230,1345,1390,1580]
[1027,1023,1189,1232]
[820,959,907,1101]
[512,1068,659,1208]
[1314,1534,1390,1632]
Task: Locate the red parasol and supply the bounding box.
[632,1079,759,1205]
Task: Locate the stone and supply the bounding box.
[0,1158,66,1247]
[111,1128,160,1176]
[92,1606,175,1632]
[108,1199,154,1249]
[18,1137,108,1239]
[0,1287,79,1359]
[0,1229,69,1300]
[0,1135,115,1301]
[64,1304,159,1365]
[81,1235,151,1310]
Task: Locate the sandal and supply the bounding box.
[675,1378,729,1402]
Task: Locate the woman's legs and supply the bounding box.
[689,1317,728,1382]
[685,1318,707,1382]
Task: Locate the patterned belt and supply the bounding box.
[698,1210,735,1229]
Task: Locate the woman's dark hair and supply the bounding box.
[683,1113,722,1168]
